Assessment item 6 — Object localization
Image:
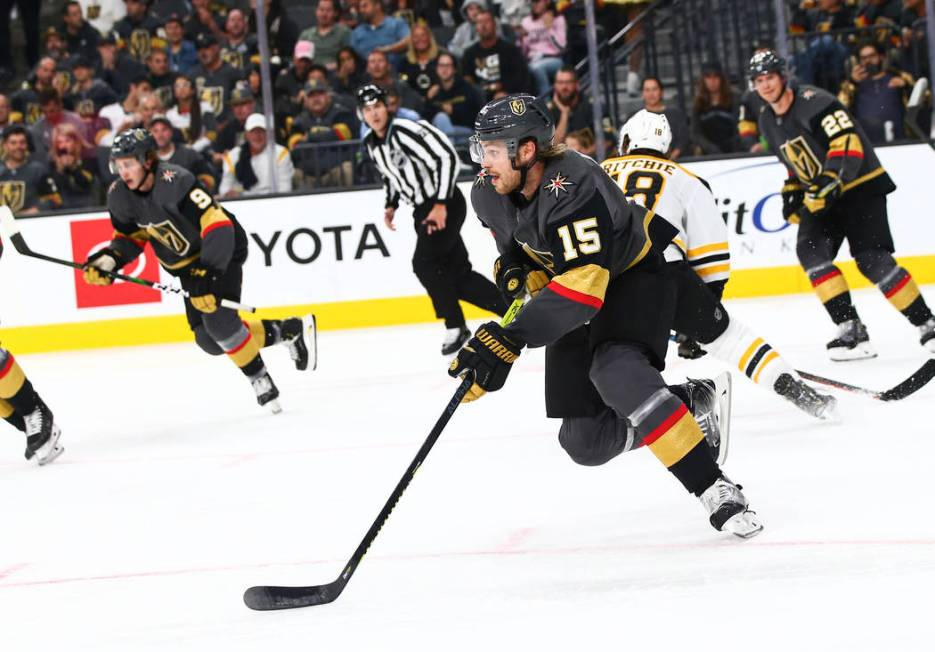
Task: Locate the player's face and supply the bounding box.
[477,140,521,195]
[753,71,783,103]
[115,157,146,189]
[362,102,389,134]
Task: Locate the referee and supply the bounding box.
[358,84,506,355]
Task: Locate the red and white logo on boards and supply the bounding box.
[70,218,162,308]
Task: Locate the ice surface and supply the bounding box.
[1,287,934,651]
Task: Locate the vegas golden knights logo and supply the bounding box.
[780,136,822,183]
[26,103,41,124]
[0,181,25,213]
[509,99,526,116]
[145,220,191,256]
[222,49,244,70]
[129,29,152,61]
[200,86,224,115]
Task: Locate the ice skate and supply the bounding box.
[441,326,470,356]
[774,373,837,420]
[919,318,935,354]
[283,314,317,371]
[699,476,763,539]
[252,372,282,414]
[23,400,63,466]
[827,319,876,361]
[682,372,732,465]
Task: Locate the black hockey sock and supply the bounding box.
[0,355,39,415]
[808,264,859,324]
[640,399,721,496]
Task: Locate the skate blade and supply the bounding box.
[303,314,317,371]
[828,343,877,362]
[712,372,732,466]
[722,510,764,539]
[265,399,283,415]
[817,395,840,422]
[36,426,64,466]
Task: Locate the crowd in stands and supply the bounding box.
[0,0,929,215]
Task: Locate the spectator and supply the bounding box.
[190,32,246,119]
[65,56,118,123]
[334,46,368,97]
[298,0,351,71]
[463,9,531,100]
[150,114,217,191]
[857,0,903,26]
[213,85,256,157]
[342,0,363,30]
[149,0,191,24]
[385,86,422,120]
[48,122,98,209]
[96,30,147,97]
[639,75,689,159]
[519,0,566,96]
[147,48,177,106]
[164,14,199,75]
[790,0,853,92]
[839,41,914,143]
[166,74,217,152]
[62,1,102,63]
[288,79,358,186]
[0,94,18,132]
[11,57,59,125]
[565,128,596,158]
[99,76,152,145]
[545,66,612,151]
[498,0,532,29]
[449,0,498,59]
[76,0,126,36]
[113,0,161,62]
[0,125,62,215]
[248,0,299,62]
[426,51,481,143]
[690,61,739,155]
[790,0,855,33]
[245,64,262,97]
[366,49,425,112]
[0,0,40,84]
[136,92,165,129]
[219,112,294,197]
[42,28,71,65]
[900,0,928,77]
[31,88,94,165]
[221,8,257,71]
[350,0,411,66]
[398,22,440,99]
[274,40,316,119]
[185,0,226,42]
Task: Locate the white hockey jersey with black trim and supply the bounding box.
[600,154,730,285]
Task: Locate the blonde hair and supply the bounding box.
[406,22,439,64]
[540,143,567,159]
[50,122,90,165]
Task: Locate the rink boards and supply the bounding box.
[1,143,934,353]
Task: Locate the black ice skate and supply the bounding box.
[23,399,63,466]
[774,373,838,420]
[252,372,282,414]
[441,326,470,356]
[919,318,935,354]
[283,314,317,371]
[699,476,763,539]
[827,318,876,361]
[682,372,732,465]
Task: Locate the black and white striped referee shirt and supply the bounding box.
[364,117,459,209]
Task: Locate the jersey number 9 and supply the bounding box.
[622,170,665,211]
[189,187,213,210]
[557,217,602,262]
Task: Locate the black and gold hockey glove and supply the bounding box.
[187,265,221,313]
[781,178,805,224]
[447,321,523,402]
[82,248,121,286]
[493,254,549,300]
[803,171,842,216]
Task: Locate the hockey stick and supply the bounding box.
[796,360,935,401]
[243,296,527,611]
[0,206,256,313]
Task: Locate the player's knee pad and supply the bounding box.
[588,342,669,417]
[201,310,243,350]
[192,325,224,356]
[558,410,635,466]
[854,249,896,284]
[795,237,828,269]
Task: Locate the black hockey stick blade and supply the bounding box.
[797,359,935,402]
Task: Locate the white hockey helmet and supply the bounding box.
[618,109,672,156]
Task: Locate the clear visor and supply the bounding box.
[109,155,142,175]
[468,136,510,165]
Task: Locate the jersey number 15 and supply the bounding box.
[557,217,602,262]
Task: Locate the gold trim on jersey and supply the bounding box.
[551,264,610,303]
[686,242,729,260]
[199,206,231,235]
[780,136,822,182]
[828,133,864,158]
[696,263,730,279]
[843,166,885,193]
[518,240,555,273]
[623,208,656,271]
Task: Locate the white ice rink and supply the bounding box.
[1,287,934,651]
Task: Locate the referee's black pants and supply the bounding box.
[411,187,507,328]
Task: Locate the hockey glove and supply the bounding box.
[675,332,707,359]
[781,178,805,224]
[447,321,523,402]
[82,248,120,286]
[803,171,842,216]
[187,266,221,313]
[493,254,550,300]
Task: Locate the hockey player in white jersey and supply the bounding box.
[602,110,836,420]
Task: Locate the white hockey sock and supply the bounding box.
[704,319,795,390]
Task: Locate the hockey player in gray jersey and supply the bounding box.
[82,128,316,412]
[450,95,764,539]
[750,50,935,360]
[603,109,835,420]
